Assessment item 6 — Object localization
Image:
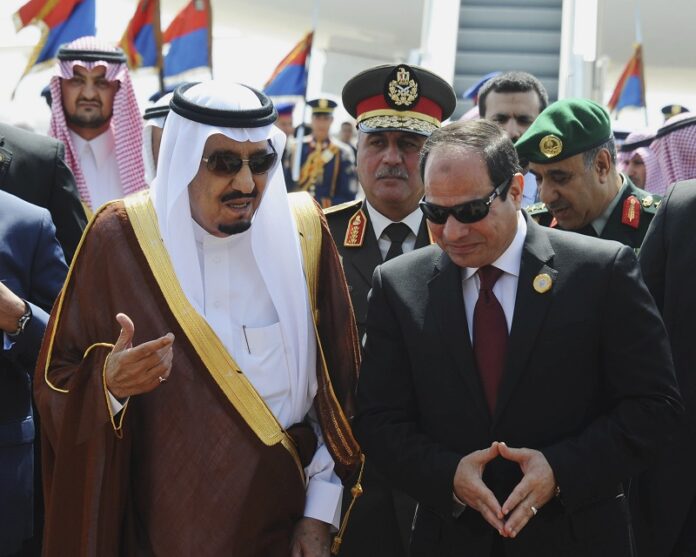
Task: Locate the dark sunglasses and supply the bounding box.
[201,146,277,176]
[419,178,512,225]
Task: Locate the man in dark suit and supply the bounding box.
[1,191,68,556]
[516,99,659,250]
[0,122,86,263]
[631,179,696,557]
[356,119,683,556]
[325,64,457,556]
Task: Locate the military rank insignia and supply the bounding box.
[385,65,420,110]
[344,209,367,247]
[642,195,654,208]
[621,195,641,229]
[539,135,563,158]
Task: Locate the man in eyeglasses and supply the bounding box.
[517,99,660,251]
[356,118,682,556]
[325,64,456,557]
[35,81,363,557]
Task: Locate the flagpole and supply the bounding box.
[292,0,321,182]
[634,0,648,127]
[153,0,165,93]
[206,0,213,79]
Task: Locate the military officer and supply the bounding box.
[325,63,456,557]
[516,98,660,250]
[291,98,357,207]
[661,103,689,122]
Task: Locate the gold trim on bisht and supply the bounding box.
[124,191,305,479]
[44,201,113,394]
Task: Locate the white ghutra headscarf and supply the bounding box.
[151,80,317,420]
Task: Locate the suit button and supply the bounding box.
[347,285,353,292]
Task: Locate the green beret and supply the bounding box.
[515,98,612,164]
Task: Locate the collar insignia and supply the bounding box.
[344,208,367,247]
[622,195,641,229]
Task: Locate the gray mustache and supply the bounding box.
[375,167,409,180]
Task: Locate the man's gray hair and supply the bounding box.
[583,137,617,170]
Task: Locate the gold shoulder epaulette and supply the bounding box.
[324,198,362,215]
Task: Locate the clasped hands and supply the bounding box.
[453,441,557,539]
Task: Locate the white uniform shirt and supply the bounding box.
[69,129,123,208]
[364,200,423,260]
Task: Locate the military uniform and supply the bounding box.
[329,63,457,557]
[516,98,660,252]
[325,199,432,340]
[287,98,357,208]
[525,177,661,250]
[292,136,356,207]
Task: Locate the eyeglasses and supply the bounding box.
[419,178,512,225]
[201,146,277,176]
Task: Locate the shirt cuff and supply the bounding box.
[107,390,128,415]
[3,332,14,351]
[303,476,343,530]
[452,491,467,518]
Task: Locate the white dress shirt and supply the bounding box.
[522,171,538,208]
[453,211,527,514]
[365,200,423,259]
[69,129,123,208]
[461,211,527,339]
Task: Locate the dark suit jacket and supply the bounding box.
[0,190,67,553]
[0,122,86,263]
[326,200,430,556]
[356,213,683,557]
[326,199,431,339]
[632,180,696,557]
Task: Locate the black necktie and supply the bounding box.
[384,223,411,261]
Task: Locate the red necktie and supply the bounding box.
[473,265,508,414]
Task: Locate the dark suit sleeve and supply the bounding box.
[356,266,462,515]
[46,141,87,264]
[638,188,671,311]
[542,245,683,511]
[7,210,67,371]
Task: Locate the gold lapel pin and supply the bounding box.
[533,273,553,294]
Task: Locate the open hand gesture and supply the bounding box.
[105,313,174,399]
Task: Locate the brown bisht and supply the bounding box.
[35,192,362,557]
